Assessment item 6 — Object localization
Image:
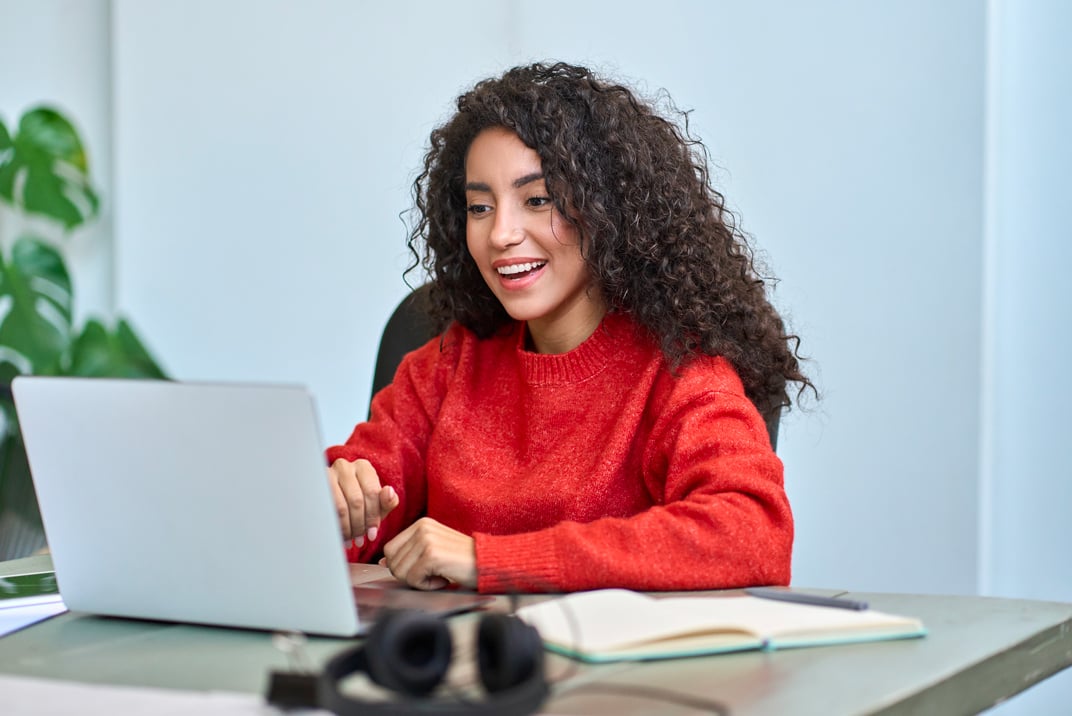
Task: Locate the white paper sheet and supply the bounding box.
[0,674,328,715]
[0,595,66,638]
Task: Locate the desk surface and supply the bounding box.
[2,555,1070,715]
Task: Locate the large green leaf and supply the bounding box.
[0,236,73,384]
[0,107,99,229]
[0,118,14,209]
[0,117,12,168]
[70,318,168,379]
[0,107,167,559]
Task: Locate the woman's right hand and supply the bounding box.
[327,458,400,546]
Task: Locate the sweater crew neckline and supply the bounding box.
[517,312,635,384]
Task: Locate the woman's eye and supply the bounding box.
[467,204,491,216]
[527,196,552,208]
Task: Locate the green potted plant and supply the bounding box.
[0,106,167,560]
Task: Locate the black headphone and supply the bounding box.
[313,609,548,716]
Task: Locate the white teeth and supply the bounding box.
[496,261,546,276]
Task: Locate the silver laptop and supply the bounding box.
[11,377,490,637]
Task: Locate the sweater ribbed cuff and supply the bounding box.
[474,531,564,593]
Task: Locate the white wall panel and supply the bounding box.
[983,0,1072,710]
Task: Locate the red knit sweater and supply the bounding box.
[326,312,792,593]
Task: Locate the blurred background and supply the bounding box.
[1,1,1069,711]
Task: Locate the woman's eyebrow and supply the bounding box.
[464,172,545,193]
[512,172,544,189]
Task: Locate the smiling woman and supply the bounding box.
[325,62,816,594]
[463,127,603,355]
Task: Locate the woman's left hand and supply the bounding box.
[380,517,477,590]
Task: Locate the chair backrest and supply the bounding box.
[369,285,780,450]
[369,285,435,417]
[764,409,780,453]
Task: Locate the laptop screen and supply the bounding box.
[13,377,363,636]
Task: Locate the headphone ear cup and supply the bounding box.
[364,610,453,696]
[476,613,544,693]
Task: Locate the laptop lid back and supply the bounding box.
[11,377,360,636]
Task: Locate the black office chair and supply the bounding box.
[764,409,780,453]
[369,284,436,418]
[369,285,780,451]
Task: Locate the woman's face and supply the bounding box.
[464,127,605,354]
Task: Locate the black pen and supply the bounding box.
[745,587,869,611]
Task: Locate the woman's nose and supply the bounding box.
[489,205,524,249]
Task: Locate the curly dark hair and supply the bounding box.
[407,62,815,418]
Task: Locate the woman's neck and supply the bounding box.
[525,295,607,354]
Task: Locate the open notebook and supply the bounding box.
[516,589,926,663]
[11,377,489,637]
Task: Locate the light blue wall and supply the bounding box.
[109,0,988,597]
[110,0,515,445]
